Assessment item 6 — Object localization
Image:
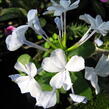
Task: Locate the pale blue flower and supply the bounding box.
[5,25,47,51]
[70,93,87,104]
[79,14,109,36]
[27,9,47,37]
[85,54,109,94]
[44,0,80,16]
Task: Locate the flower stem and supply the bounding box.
[58,32,64,49]
[67,30,96,52]
[77,27,91,44]
[24,40,48,51]
[63,12,67,48]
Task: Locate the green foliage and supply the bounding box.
[71,72,93,99]
[66,94,109,109]
[77,94,109,109]
[67,24,88,39]
[68,41,95,58]
[100,35,109,50]
[17,54,32,65]
[0,8,26,22]
[35,71,54,91]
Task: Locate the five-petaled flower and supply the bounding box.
[43,0,80,16]
[9,62,57,109]
[42,49,85,90]
[85,54,109,94]
[79,14,109,36]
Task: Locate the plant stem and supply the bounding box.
[63,12,67,48]
[67,30,96,52]
[78,30,96,45]
[66,43,79,51]
[58,31,64,49]
[33,28,58,49]
[24,40,47,51]
[77,27,91,44]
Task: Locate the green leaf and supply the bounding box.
[52,33,58,40]
[71,72,93,99]
[17,54,32,65]
[37,35,43,40]
[44,42,50,48]
[68,41,95,58]
[59,88,67,94]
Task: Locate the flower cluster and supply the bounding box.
[5,0,109,109]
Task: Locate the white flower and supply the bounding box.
[85,54,109,94]
[9,62,57,109]
[5,25,47,51]
[36,90,57,109]
[9,62,41,99]
[70,93,87,104]
[94,38,103,47]
[79,14,109,36]
[27,9,47,36]
[42,49,85,90]
[5,25,28,51]
[44,0,80,16]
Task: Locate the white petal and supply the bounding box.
[95,15,103,27]
[14,25,28,42]
[42,57,64,72]
[36,90,56,108]
[9,74,30,93]
[28,79,41,99]
[98,21,109,36]
[47,6,64,16]
[50,71,66,89]
[25,62,37,77]
[79,14,96,28]
[63,71,72,90]
[14,62,37,77]
[54,10,63,16]
[51,49,66,66]
[60,0,71,9]
[9,74,41,98]
[70,94,87,104]
[85,67,100,94]
[95,55,109,77]
[27,9,37,22]
[14,62,28,74]
[5,34,23,51]
[66,56,85,72]
[42,49,66,73]
[68,0,80,10]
